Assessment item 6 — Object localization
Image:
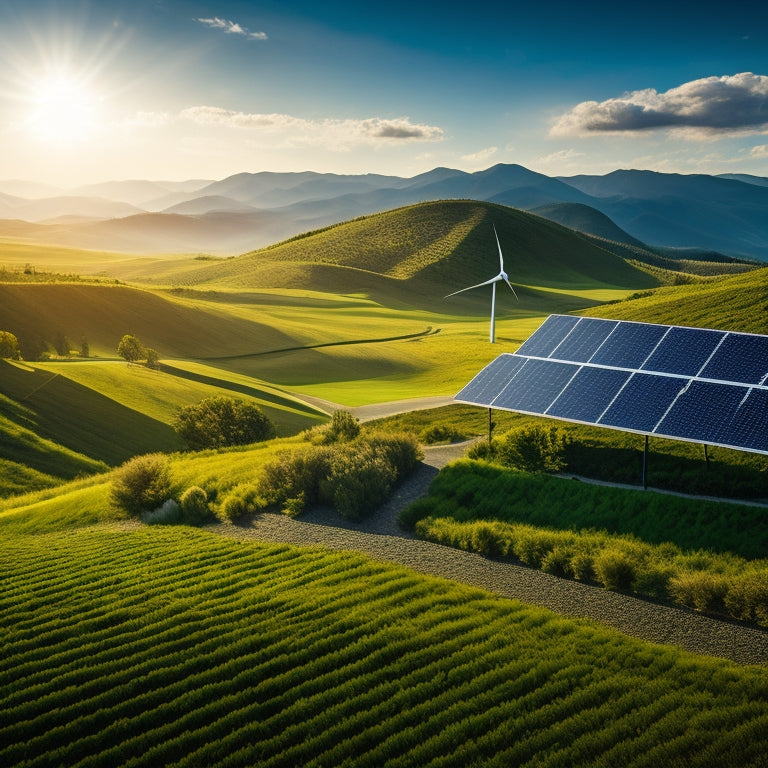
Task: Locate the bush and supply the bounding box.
[180,486,210,523]
[669,571,729,614]
[542,547,574,578]
[420,424,465,444]
[593,549,637,591]
[174,396,276,450]
[471,522,505,557]
[320,444,396,522]
[309,410,361,444]
[724,573,768,625]
[498,425,567,473]
[365,430,423,477]
[258,447,333,509]
[570,551,595,582]
[111,453,174,517]
[219,484,264,522]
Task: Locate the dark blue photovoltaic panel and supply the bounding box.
[455,354,526,406]
[699,333,768,385]
[599,373,684,433]
[493,359,578,413]
[656,381,747,444]
[549,317,617,363]
[455,315,768,454]
[641,326,722,376]
[589,321,668,369]
[547,366,632,423]
[720,389,768,452]
[516,315,579,358]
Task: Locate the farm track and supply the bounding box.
[209,442,768,667]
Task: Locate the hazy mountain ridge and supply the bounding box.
[1,165,767,259]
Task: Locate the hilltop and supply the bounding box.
[2,164,768,259]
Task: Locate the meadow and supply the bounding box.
[3,200,768,765]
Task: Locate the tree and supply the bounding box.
[79,335,90,358]
[117,334,144,363]
[54,331,71,357]
[174,396,276,450]
[0,331,21,360]
[145,348,160,369]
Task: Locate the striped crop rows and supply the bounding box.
[2,525,768,767]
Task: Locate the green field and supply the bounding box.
[3,199,768,766]
[3,523,768,768]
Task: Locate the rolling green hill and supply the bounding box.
[585,266,768,334]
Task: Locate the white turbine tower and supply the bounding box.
[445,224,518,343]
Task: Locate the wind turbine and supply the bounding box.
[445,224,518,343]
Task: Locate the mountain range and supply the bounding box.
[1,165,767,261]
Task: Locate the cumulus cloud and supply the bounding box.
[196,17,267,40]
[751,144,768,158]
[179,106,444,147]
[551,73,768,138]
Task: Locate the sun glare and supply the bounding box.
[27,71,99,145]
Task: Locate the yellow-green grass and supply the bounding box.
[586,266,768,334]
[2,524,768,768]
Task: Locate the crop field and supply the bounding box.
[3,524,768,768]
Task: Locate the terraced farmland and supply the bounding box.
[2,525,768,768]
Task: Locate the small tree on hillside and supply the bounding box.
[174,396,277,450]
[0,331,21,360]
[117,334,145,363]
[79,335,90,358]
[145,348,160,369]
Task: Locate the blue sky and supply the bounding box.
[1,0,767,186]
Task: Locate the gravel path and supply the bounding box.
[208,443,768,666]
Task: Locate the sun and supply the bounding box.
[26,70,100,145]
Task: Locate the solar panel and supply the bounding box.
[455,314,768,456]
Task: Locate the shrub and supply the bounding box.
[593,549,637,591]
[471,523,505,558]
[282,493,307,518]
[669,571,729,614]
[365,431,423,477]
[420,424,465,444]
[724,573,768,625]
[309,410,361,444]
[541,547,574,578]
[513,528,560,568]
[174,396,276,450]
[570,551,595,582]
[320,444,396,522]
[0,330,21,360]
[258,447,333,509]
[111,453,174,517]
[467,440,497,461]
[179,486,210,523]
[219,484,264,522]
[632,563,674,599]
[498,425,567,473]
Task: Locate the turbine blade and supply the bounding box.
[503,276,519,300]
[444,275,499,298]
[493,223,504,272]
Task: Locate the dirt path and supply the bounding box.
[209,442,768,666]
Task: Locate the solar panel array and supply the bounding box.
[455,315,768,455]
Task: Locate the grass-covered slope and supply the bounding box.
[585,266,768,334]
[127,201,660,302]
[0,282,295,359]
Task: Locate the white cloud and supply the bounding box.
[179,106,444,147]
[195,17,267,40]
[537,148,585,164]
[751,144,768,158]
[460,146,498,164]
[551,73,768,138]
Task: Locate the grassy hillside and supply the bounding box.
[107,201,660,299]
[585,267,768,334]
